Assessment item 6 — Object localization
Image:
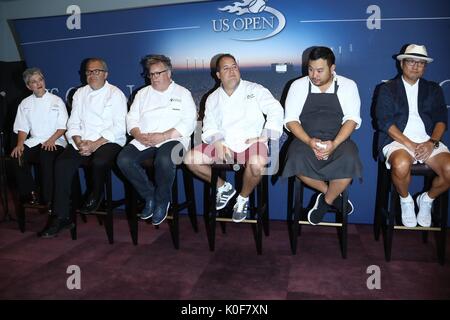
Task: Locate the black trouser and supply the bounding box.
[11,144,64,204]
[52,143,122,220]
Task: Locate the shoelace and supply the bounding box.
[235,199,249,213]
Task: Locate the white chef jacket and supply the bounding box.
[202,79,284,153]
[284,72,362,130]
[127,81,197,151]
[67,81,127,149]
[13,90,68,148]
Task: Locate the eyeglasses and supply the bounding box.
[148,69,168,78]
[85,69,106,76]
[404,59,426,67]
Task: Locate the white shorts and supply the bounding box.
[383,140,450,169]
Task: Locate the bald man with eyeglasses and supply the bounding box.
[40,57,127,238]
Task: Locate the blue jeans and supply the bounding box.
[117,141,184,205]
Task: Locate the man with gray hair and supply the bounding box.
[40,58,127,238]
[117,54,197,226]
[11,67,68,209]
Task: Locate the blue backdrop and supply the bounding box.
[11,0,450,223]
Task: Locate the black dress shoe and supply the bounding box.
[21,191,40,205]
[79,194,103,214]
[40,218,74,238]
[47,203,54,216]
[30,191,39,205]
[37,215,56,237]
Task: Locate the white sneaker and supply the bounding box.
[400,199,417,227]
[416,192,433,227]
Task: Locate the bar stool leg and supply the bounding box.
[339,189,348,259]
[262,175,269,236]
[183,167,198,233]
[70,172,83,240]
[384,187,397,262]
[290,178,303,255]
[125,181,138,245]
[104,171,114,244]
[205,168,219,251]
[17,201,25,232]
[255,181,263,255]
[438,190,448,265]
[374,162,389,241]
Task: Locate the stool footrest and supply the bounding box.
[215,217,258,224]
[393,225,441,231]
[298,220,343,227]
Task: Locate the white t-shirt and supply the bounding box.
[401,76,429,143]
[13,91,68,148]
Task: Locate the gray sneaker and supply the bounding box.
[216,183,236,210]
[232,197,249,223]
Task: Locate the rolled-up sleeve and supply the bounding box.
[339,80,362,129]
[100,90,127,143]
[257,86,284,139]
[13,101,30,134]
[173,91,197,138]
[66,90,82,138]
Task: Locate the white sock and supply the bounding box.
[218,181,230,192]
[400,193,413,203]
[237,195,249,203]
[423,192,434,203]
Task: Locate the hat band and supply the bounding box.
[405,53,429,58]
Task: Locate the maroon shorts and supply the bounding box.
[193,142,268,165]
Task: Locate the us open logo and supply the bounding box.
[211,0,286,41]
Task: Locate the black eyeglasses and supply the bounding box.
[404,59,426,67]
[148,69,168,78]
[85,69,106,76]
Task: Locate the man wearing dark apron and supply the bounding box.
[282,46,362,225]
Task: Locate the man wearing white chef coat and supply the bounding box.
[184,53,284,223]
[117,54,197,226]
[40,58,127,238]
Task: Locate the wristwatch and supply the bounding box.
[429,139,440,149]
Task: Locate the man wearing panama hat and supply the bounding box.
[375,44,450,228]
